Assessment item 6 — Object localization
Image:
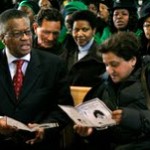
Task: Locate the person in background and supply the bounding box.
[86,0,98,16]
[33,8,65,55]
[61,10,105,87]
[59,1,88,51]
[96,0,113,37]
[138,1,150,65]
[98,0,112,23]
[0,9,73,150]
[73,31,150,150]
[38,0,52,9]
[38,0,60,10]
[17,0,40,32]
[99,0,142,44]
[81,0,105,44]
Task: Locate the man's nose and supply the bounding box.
[47,33,55,40]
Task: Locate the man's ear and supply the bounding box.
[32,22,38,35]
[131,56,137,67]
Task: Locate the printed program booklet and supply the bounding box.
[0,116,59,132]
[59,98,116,128]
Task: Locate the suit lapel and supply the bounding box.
[20,49,41,100]
[0,49,42,102]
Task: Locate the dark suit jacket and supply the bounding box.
[0,49,73,149]
[61,41,106,87]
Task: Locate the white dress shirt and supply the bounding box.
[5,48,31,79]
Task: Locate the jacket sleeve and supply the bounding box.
[120,107,150,134]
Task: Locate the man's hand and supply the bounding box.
[25,123,45,145]
[0,117,17,135]
[73,124,93,137]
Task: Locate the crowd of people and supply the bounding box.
[0,0,150,150]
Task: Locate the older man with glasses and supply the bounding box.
[0,8,73,150]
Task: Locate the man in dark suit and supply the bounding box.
[0,9,73,150]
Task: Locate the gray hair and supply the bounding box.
[0,9,30,35]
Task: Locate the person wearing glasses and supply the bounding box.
[0,9,73,150]
[33,8,66,56]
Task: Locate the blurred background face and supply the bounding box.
[38,0,52,8]
[143,17,150,40]
[65,14,72,33]
[102,52,136,83]
[3,18,32,58]
[18,6,34,23]
[113,9,129,30]
[88,3,98,15]
[98,3,109,22]
[34,19,61,48]
[72,20,95,46]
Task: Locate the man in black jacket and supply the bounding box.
[0,9,73,150]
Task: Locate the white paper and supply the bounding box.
[59,98,116,128]
[5,116,59,132]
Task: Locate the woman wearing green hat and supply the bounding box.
[17,0,40,32]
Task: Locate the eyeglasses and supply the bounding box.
[5,30,32,38]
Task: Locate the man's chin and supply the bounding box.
[111,78,120,83]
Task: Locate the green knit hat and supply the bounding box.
[19,0,40,15]
[63,1,88,17]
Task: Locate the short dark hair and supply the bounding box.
[35,8,64,28]
[70,10,97,29]
[98,32,141,62]
[0,9,29,35]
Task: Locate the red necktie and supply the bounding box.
[13,60,24,99]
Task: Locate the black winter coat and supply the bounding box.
[83,67,150,148]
